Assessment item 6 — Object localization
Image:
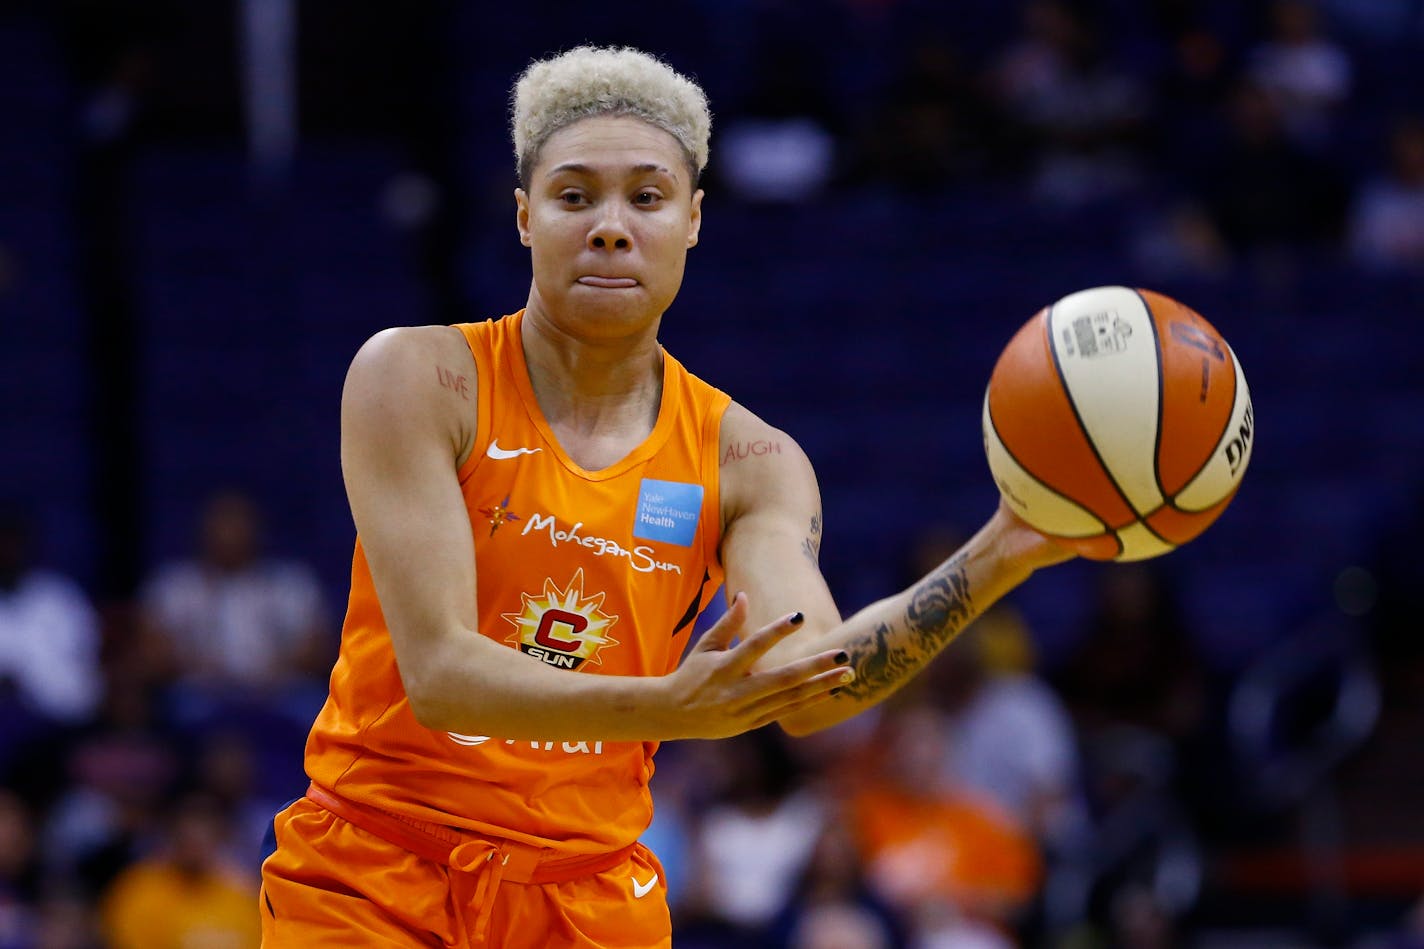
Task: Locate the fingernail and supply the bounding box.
[831,687,843,697]
[835,651,849,664]
[839,670,855,684]
[789,612,804,625]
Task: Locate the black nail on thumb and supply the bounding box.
[789,612,804,625]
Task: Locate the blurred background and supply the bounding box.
[1,0,1422,946]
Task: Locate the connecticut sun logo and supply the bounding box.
[503,568,619,670]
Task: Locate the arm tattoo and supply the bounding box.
[841,554,974,700]
[435,365,471,400]
[801,511,822,566]
[721,439,783,466]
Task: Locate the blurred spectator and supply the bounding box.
[1192,79,1349,259]
[139,489,332,727]
[787,903,894,949]
[98,790,260,949]
[1050,564,1211,942]
[681,728,826,946]
[1245,0,1352,149]
[0,507,104,735]
[900,525,1088,854]
[990,0,1152,205]
[1108,881,1181,949]
[852,34,1004,191]
[1348,115,1424,270]
[1128,199,1231,280]
[0,788,41,949]
[715,15,841,204]
[1054,564,1206,757]
[31,890,102,949]
[929,607,1089,854]
[848,696,1041,946]
[191,730,286,871]
[41,664,182,899]
[774,821,905,949]
[1148,0,1236,111]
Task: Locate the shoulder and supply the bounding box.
[718,401,787,448]
[343,325,476,454]
[718,401,819,525]
[347,324,472,384]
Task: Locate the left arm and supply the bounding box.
[717,403,1070,735]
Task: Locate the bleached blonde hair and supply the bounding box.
[510,46,711,187]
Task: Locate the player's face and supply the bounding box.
[516,115,703,338]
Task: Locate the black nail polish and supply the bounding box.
[831,687,843,697]
[789,612,804,625]
[835,651,849,664]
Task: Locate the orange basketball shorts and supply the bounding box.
[259,786,671,948]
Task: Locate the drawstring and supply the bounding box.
[449,839,509,946]
[302,784,639,945]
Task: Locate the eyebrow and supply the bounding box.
[545,162,676,180]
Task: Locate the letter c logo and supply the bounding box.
[534,609,588,652]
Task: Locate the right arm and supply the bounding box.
[341,326,847,742]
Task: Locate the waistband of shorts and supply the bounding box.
[304,782,636,884]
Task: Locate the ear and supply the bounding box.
[687,188,704,248]
[515,188,532,247]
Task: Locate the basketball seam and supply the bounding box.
[985,396,1107,535]
[1166,341,1241,513]
[1137,288,1170,506]
[1044,293,1153,532]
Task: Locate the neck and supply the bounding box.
[519,305,664,436]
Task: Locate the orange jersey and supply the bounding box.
[304,311,730,855]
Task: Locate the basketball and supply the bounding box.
[983,286,1253,561]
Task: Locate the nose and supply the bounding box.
[587,204,632,251]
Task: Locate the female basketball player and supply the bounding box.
[258,45,1071,947]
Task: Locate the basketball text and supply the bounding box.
[1224,401,1254,476]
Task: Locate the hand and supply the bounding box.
[652,592,853,740]
[989,498,1077,573]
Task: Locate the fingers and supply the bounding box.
[741,662,854,725]
[741,648,854,706]
[694,591,748,653]
[724,608,808,672]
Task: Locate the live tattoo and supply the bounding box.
[436,366,470,400]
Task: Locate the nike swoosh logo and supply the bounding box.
[486,440,542,460]
[631,873,658,898]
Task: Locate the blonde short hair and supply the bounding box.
[510,46,711,186]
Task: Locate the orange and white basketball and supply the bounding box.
[983,286,1253,561]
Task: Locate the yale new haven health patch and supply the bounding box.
[633,479,703,547]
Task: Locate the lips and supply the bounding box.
[577,276,639,288]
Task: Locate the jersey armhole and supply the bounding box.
[700,389,732,584]
[454,321,495,485]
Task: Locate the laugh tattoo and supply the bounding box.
[720,440,782,466]
[840,554,973,700]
